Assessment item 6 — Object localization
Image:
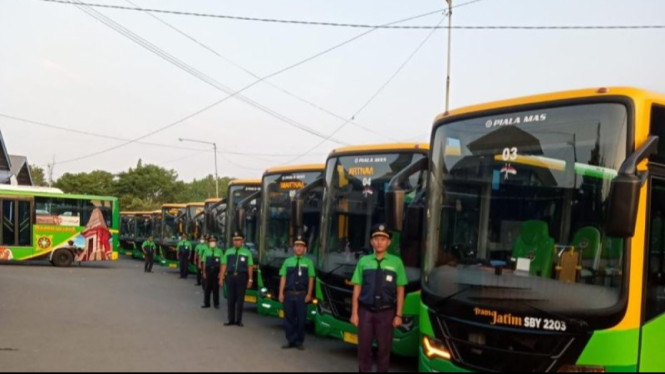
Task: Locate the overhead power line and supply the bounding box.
[41,0,665,30]
[47,3,454,166]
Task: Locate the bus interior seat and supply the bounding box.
[572,226,601,278]
[512,220,555,278]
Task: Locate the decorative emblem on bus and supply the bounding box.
[38,236,53,250]
[362,177,373,198]
[500,164,517,180]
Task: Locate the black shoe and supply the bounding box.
[223,322,234,326]
[195,283,201,286]
[214,305,219,309]
[236,323,244,327]
[282,344,294,349]
[296,345,305,351]
[201,305,210,309]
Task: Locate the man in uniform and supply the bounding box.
[350,224,407,373]
[142,235,157,273]
[201,235,223,309]
[219,231,254,327]
[194,235,209,287]
[177,233,192,279]
[278,234,315,351]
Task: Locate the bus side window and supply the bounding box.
[1,200,16,246]
[646,178,665,322]
[18,200,31,246]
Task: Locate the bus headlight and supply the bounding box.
[318,300,332,315]
[259,288,268,298]
[396,316,415,333]
[422,336,451,361]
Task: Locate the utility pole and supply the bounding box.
[445,0,453,113]
[179,138,219,198]
[47,154,55,187]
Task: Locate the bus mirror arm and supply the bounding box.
[292,177,324,233]
[386,157,428,232]
[606,136,659,238]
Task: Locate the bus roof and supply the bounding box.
[264,164,325,175]
[434,86,665,124]
[205,198,223,203]
[329,143,429,157]
[133,211,154,215]
[0,185,116,201]
[162,203,187,209]
[229,179,261,186]
[186,202,205,207]
[151,210,161,214]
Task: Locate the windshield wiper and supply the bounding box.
[321,263,355,279]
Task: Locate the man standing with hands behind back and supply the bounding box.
[350,224,407,373]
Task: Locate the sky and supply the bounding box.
[1,0,664,183]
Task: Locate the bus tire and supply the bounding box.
[52,250,74,267]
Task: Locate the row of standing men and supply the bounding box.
[141,225,409,372]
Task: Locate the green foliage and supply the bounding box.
[53,160,234,212]
[29,165,48,186]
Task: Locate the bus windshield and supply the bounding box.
[425,103,628,321]
[319,152,426,284]
[135,215,152,238]
[206,201,226,241]
[227,184,260,248]
[163,208,184,241]
[261,171,323,268]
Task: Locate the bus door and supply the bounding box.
[641,175,665,370]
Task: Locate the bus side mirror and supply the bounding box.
[606,174,641,237]
[605,135,659,238]
[236,207,246,233]
[386,190,404,232]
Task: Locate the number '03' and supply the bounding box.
[502,147,518,161]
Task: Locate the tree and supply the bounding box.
[178,175,232,202]
[54,170,115,195]
[114,161,183,209]
[29,165,48,187]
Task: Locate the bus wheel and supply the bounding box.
[52,250,74,267]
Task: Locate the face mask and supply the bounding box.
[210,242,217,248]
[200,240,205,244]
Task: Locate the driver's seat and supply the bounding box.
[512,220,555,278]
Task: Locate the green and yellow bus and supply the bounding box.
[186,202,205,273]
[157,203,187,268]
[131,211,154,260]
[226,179,261,303]
[419,87,665,372]
[0,185,119,267]
[257,164,325,320]
[315,143,429,356]
[204,198,225,242]
[119,211,135,256]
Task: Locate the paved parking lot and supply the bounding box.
[0,256,417,372]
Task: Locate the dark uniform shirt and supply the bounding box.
[202,247,224,267]
[222,247,254,274]
[142,240,156,254]
[351,253,407,311]
[177,240,192,255]
[279,255,315,292]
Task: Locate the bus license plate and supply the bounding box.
[343,332,358,345]
[278,310,285,318]
[244,295,257,303]
[168,264,177,269]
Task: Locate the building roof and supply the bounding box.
[9,155,33,186]
[0,131,12,183]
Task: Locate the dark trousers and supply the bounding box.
[144,253,154,272]
[204,266,220,307]
[358,307,395,373]
[284,293,307,347]
[226,273,248,324]
[179,255,189,278]
[196,266,202,285]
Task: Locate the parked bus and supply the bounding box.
[419,87,665,372]
[185,202,205,273]
[119,211,135,256]
[204,198,225,242]
[226,179,261,303]
[257,164,325,320]
[0,185,119,267]
[131,211,154,260]
[315,143,428,356]
[157,203,187,268]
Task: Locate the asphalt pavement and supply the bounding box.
[0,256,417,372]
